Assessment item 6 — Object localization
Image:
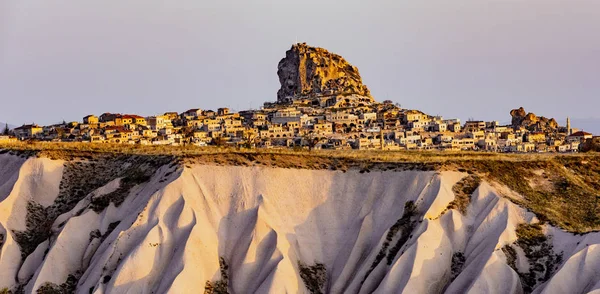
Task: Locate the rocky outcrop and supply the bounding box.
[510,107,558,131]
[277,43,373,103]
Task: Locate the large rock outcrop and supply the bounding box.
[277,43,373,104]
[510,107,558,131]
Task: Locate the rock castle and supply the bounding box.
[276,43,374,107]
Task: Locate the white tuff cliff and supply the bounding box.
[0,153,599,294]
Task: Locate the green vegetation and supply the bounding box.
[386,201,418,265]
[503,224,563,293]
[2,124,9,135]
[362,201,419,284]
[450,252,466,282]
[462,157,600,232]
[90,168,153,212]
[448,175,481,214]
[35,275,78,294]
[501,245,517,270]
[298,262,327,294]
[204,257,229,294]
[13,201,49,259]
[12,154,174,261]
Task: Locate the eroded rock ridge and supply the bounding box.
[277,43,374,107]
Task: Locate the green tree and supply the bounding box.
[1,124,8,135]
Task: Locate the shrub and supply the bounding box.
[503,224,563,293]
[204,257,229,294]
[448,175,481,214]
[362,201,419,284]
[298,262,327,294]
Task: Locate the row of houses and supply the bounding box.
[5,102,595,153]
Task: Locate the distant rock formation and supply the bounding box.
[277,43,373,105]
[510,107,558,131]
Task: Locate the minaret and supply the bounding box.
[566,117,571,135]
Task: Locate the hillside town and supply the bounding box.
[1,43,597,153]
[0,101,596,153]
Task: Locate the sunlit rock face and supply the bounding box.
[510,107,558,131]
[277,43,373,105]
[1,153,600,293]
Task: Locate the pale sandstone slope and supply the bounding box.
[0,153,599,293]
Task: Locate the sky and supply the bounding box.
[1,0,599,132]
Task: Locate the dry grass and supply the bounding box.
[505,224,563,293]
[448,175,482,214]
[461,158,600,233]
[0,141,582,163]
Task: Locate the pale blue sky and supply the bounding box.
[1,0,599,131]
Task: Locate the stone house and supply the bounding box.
[271,108,309,125]
[148,116,170,130]
[132,115,147,125]
[83,115,99,125]
[477,139,498,151]
[90,135,105,143]
[467,131,485,140]
[114,116,131,126]
[326,112,359,126]
[433,123,447,132]
[200,110,215,118]
[359,112,377,123]
[523,143,536,152]
[218,108,230,116]
[399,134,421,146]
[448,123,461,132]
[99,113,120,123]
[193,131,209,139]
[160,126,177,136]
[116,115,145,127]
[418,137,433,148]
[139,127,156,138]
[491,125,510,133]
[186,119,203,128]
[443,119,461,125]
[311,121,333,135]
[463,121,486,132]
[183,109,203,118]
[202,122,221,132]
[567,131,593,143]
[452,138,476,150]
[13,124,43,140]
[223,118,243,128]
[403,111,424,123]
[357,138,381,150]
[163,112,180,121]
[524,132,546,143]
[409,120,428,130]
[285,121,301,133]
[500,132,517,140]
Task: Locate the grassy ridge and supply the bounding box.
[0,141,577,162]
[2,142,600,233]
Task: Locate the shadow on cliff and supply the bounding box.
[282,170,440,293]
[188,169,444,294]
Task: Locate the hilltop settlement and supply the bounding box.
[1,43,598,153]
